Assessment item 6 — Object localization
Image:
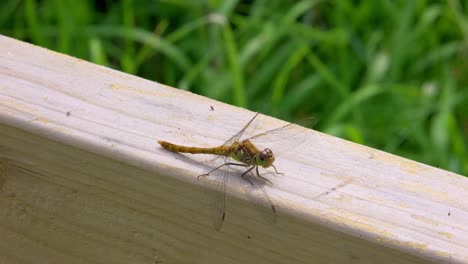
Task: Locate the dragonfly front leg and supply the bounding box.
[271,164,284,176]
[197,162,247,179]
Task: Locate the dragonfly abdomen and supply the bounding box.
[158,141,229,155]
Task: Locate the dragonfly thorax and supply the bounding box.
[229,139,275,168]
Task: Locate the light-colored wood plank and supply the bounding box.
[0,35,467,264]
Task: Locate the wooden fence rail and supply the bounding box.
[0,35,467,264]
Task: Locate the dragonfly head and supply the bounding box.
[257,148,275,168]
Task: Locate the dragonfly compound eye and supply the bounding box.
[258,148,275,168]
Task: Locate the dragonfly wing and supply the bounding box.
[247,118,313,157]
[220,112,261,147]
[249,117,314,142]
[197,154,231,231]
[247,169,277,224]
[214,156,229,231]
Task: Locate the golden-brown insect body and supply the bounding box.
[157,139,275,168]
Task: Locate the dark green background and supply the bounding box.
[1,0,467,175]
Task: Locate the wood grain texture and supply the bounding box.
[0,35,467,264]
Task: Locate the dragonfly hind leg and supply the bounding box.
[240,166,274,186]
[197,162,247,179]
[240,166,255,186]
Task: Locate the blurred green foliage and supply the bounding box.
[1,0,467,175]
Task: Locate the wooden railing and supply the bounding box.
[1,35,467,264]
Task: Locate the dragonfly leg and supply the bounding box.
[256,166,273,184]
[241,166,255,186]
[197,162,247,179]
[271,164,284,176]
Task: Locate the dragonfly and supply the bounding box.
[157,112,307,230]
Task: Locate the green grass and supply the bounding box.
[1,0,467,175]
